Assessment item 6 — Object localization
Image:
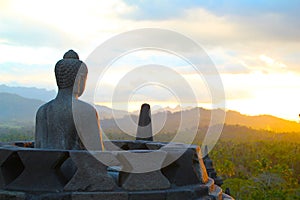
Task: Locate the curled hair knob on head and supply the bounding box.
[63,50,79,59]
[55,50,84,89]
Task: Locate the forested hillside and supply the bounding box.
[210,141,300,200]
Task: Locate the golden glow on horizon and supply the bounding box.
[92,66,300,122]
[96,100,299,122]
[95,101,183,112]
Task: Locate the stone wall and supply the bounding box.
[0,140,234,200]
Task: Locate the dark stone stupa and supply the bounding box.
[136,103,153,141]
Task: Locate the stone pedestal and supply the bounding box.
[0,141,234,200]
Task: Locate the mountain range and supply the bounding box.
[0,84,56,102]
[1,85,300,133]
[0,93,44,122]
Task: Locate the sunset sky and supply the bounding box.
[0,0,300,121]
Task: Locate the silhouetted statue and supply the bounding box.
[35,50,103,150]
[136,103,153,141]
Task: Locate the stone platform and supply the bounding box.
[0,140,234,200]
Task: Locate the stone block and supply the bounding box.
[193,185,210,198]
[5,149,68,192]
[103,140,127,151]
[162,146,208,186]
[166,189,193,200]
[0,148,24,189]
[37,193,72,200]
[145,142,165,150]
[64,151,117,191]
[71,192,128,200]
[127,140,149,150]
[129,191,166,200]
[118,150,170,191]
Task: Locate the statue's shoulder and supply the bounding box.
[73,99,98,113]
[36,100,54,117]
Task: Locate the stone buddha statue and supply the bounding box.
[35,50,103,150]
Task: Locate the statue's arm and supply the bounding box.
[34,105,47,148]
[74,102,104,151]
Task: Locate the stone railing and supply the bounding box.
[0,140,234,200]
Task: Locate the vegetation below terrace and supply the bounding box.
[1,121,300,199]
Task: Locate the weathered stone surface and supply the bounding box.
[208,184,222,200]
[136,104,153,141]
[59,157,77,183]
[194,185,210,198]
[36,193,72,200]
[0,148,24,189]
[104,140,151,150]
[205,178,215,193]
[72,192,128,200]
[0,190,26,200]
[103,140,126,151]
[94,150,120,167]
[196,197,214,200]
[166,189,193,200]
[0,140,234,199]
[162,146,208,186]
[129,191,166,200]
[145,142,165,150]
[118,150,170,191]
[5,149,68,192]
[64,151,117,191]
[121,171,170,191]
[127,140,149,150]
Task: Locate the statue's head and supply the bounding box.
[55,50,88,97]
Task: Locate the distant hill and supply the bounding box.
[1,90,300,133]
[176,108,300,133]
[131,105,193,115]
[95,105,129,120]
[101,107,300,133]
[0,84,56,101]
[0,93,129,122]
[225,110,300,133]
[0,93,44,122]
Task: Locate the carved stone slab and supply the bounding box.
[64,151,117,191]
[118,150,170,191]
[5,149,68,192]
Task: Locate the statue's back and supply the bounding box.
[35,98,85,150]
